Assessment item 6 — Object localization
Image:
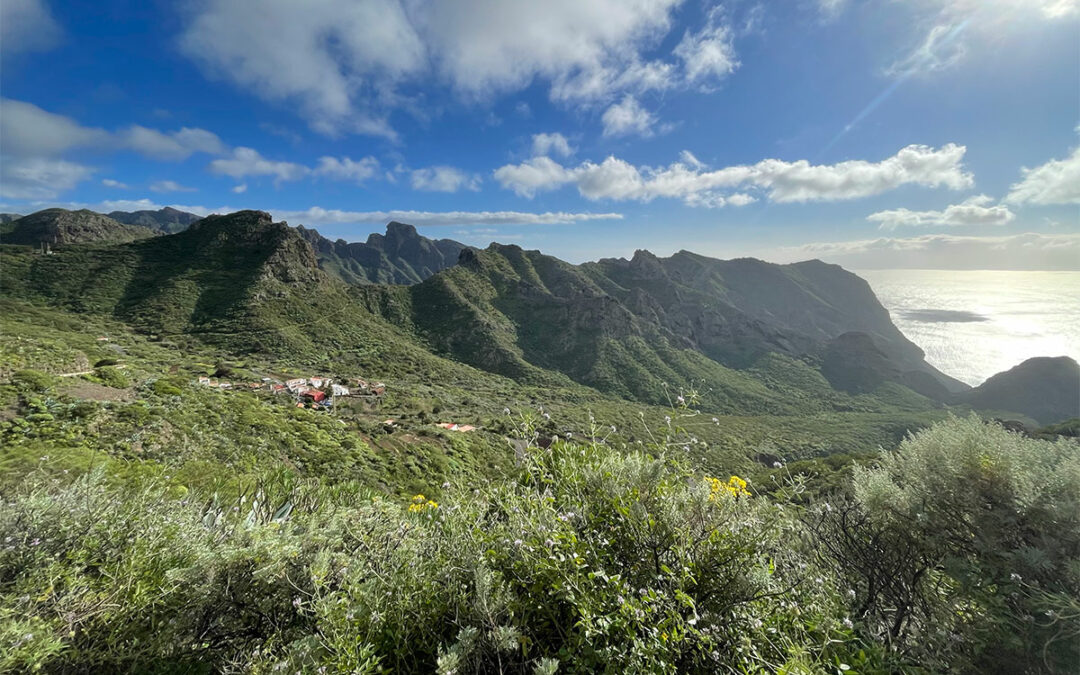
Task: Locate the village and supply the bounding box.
[196,374,386,410]
[194,373,479,432]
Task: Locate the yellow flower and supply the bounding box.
[412,494,426,502]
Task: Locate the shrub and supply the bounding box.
[93,366,130,389]
[813,415,1080,673]
[11,369,55,393]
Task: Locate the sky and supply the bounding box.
[1,0,1078,269]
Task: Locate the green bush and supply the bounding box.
[812,415,1080,673]
[11,369,55,393]
[93,365,130,389]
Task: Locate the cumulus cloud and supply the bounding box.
[778,232,1080,270]
[495,143,973,205]
[493,156,576,198]
[531,132,574,158]
[313,156,381,183]
[0,158,95,200]
[0,99,225,161]
[232,184,248,194]
[601,95,656,137]
[149,180,197,193]
[102,179,129,189]
[410,166,482,192]
[177,0,742,137]
[1005,146,1080,205]
[120,126,226,160]
[674,8,738,84]
[208,147,309,183]
[0,99,228,197]
[0,99,107,157]
[1,0,61,54]
[868,194,1015,230]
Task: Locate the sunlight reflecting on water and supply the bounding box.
[858,270,1080,386]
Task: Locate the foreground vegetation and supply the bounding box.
[1,415,1076,673]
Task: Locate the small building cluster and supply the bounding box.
[195,374,387,410]
[435,422,477,433]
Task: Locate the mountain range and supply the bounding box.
[2,208,1075,424]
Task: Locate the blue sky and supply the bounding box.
[2,0,1078,268]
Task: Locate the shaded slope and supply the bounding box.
[955,356,1080,425]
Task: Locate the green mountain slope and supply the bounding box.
[366,242,961,411]
[107,206,203,233]
[2,208,157,246]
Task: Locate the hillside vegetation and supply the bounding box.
[1,210,1076,673]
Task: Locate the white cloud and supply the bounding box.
[208,147,309,183]
[868,194,1015,230]
[495,143,974,205]
[149,180,197,193]
[179,0,421,139]
[313,156,381,183]
[816,0,849,18]
[1005,146,1080,205]
[674,8,739,85]
[778,232,1080,270]
[601,95,656,137]
[532,132,574,158]
[177,0,742,137]
[417,0,679,98]
[410,166,482,192]
[0,99,107,157]
[120,125,226,160]
[678,150,705,169]
[0,0,61,54]
[886,1,1078,78]
[0,158,95,200]
[886,21,967,77]
[232,184,248,194]
[493,156,575,198]
[274,206,622,227]
[0,99,225,161]
[102,179,129,189]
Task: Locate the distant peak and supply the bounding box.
[386,221,418,237]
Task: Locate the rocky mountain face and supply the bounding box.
[108,206,203,233]
[297,221,467,285]
[0,213,22,224]
[955,356,1079,425]
[2,209,158,246]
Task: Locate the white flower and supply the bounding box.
[842,617,853,629]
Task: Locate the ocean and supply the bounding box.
[857,270,1080,387]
